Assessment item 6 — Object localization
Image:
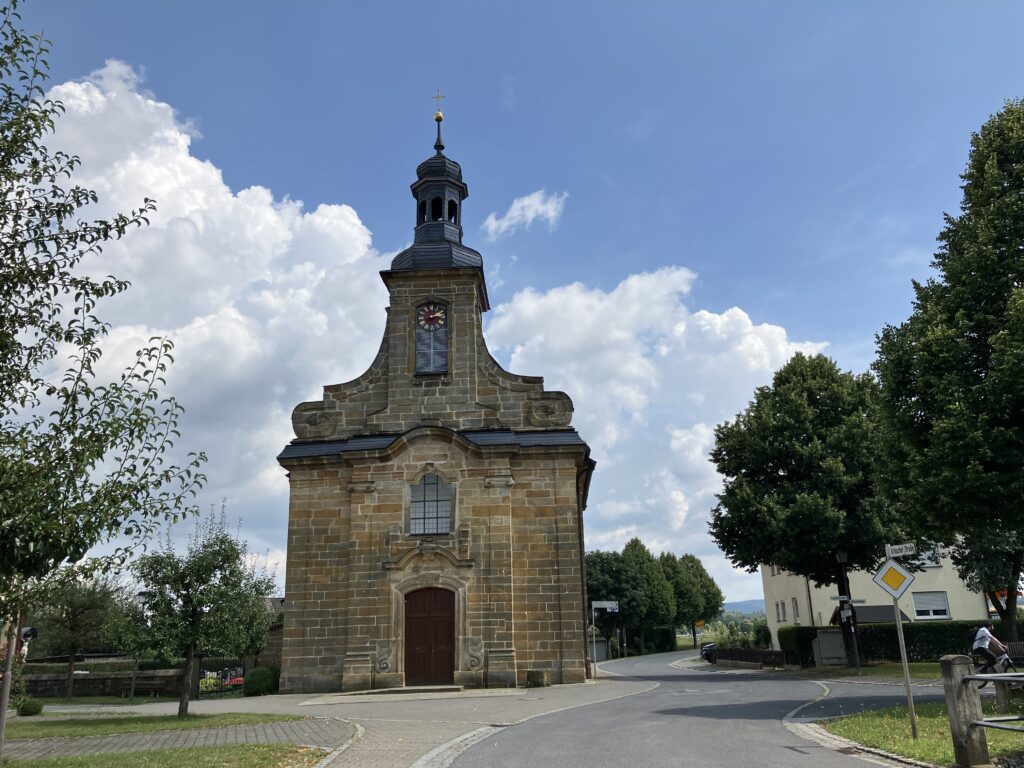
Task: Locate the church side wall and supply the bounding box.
[280,459,351,693]
[510,454,587,685]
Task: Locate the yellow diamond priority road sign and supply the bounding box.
[873,558,914,600]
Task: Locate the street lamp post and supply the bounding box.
[835,550,862,675]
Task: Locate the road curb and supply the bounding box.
[319,720,364,768]
[784,720,942,768]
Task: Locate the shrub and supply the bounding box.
[857,620,1024,662]
[17,698,43,716]
[243,667,277,697]
[777,625,818,667]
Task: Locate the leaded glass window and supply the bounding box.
[410,474,452,535]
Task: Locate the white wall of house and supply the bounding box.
[761,550,990,651]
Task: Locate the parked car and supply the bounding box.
[699,642,718,662]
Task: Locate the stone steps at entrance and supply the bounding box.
[343,685,463,696]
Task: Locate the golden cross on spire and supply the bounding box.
[432,88,445,116]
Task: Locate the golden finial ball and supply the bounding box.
[434,110,444,122]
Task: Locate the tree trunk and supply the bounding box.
[178,644,194,718]
[691,622,698,649]
[1006,553,1022,642]
[836,568,857,667]
[0,618,19,765]
[65,642,77,699]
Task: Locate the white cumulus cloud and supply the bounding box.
[47,61,390,588]
[486,270,826,598]
[482,189,568,241]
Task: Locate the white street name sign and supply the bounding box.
[885,543,917,558]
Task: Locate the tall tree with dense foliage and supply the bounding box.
[584,550,623,644]
[0,4,204,753]
[661,553,724,646]
[709,353,902,661]
[875,101,1024,639]
[620,539,675,653]
[127,516,274,717]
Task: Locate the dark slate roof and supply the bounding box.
[390,241,483,271]
[828,605,911,624]
[416,153,463,182]
[278,428,586,461]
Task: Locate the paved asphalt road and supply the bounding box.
[453,652,947,768]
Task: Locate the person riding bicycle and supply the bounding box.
[973,622,1009,678]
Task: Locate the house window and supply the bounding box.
[410,474,452,535]
[792,598,800,624]
[912,591,950,620]
[914,545,942,568]
[779,600,787,622]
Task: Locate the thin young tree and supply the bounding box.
[128,516,274,718]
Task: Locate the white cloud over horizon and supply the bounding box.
[51,61,825,601]
[482,189,568,241]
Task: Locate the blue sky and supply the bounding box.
[21,1,1024,600]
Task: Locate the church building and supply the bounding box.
[277,110,595,691]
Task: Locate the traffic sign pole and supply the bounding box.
[893,596,918,739]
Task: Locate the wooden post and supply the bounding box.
[995,680,1010,714]
[940,654,991,767]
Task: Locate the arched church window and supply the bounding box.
[418,200,427,224]
[410,474,452,535]
[447,200,458,223]
[431,197,443,221]
[415,302,448,374]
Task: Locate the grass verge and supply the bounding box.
[6,713,303,740]
[4,743,328,767]
[824,699,1024,766]
[797,661,941,679]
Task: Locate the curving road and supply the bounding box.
[452,652,945,768]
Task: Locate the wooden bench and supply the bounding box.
[120,681,165,698]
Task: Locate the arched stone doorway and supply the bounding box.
[404,587,455,685]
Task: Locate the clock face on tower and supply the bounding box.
[417,303,446,331]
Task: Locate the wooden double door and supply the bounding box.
[404,588,455,686]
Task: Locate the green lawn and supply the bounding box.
[3,744,327,767]
[797,661,941,679]
[6,713,303,740]
[825,700,1024,766]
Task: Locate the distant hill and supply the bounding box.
[722,599,765,615]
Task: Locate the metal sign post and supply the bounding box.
[873,558,918,739]
[590,601,619,675]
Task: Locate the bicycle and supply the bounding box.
[973,650,1018,688]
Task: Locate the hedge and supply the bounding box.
[782,620,1024,666]
[777,626,818,667]
[858,620,1024,663]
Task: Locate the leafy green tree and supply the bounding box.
[946,532,1023,631]
[584,550,623,643]
[875,100,1024,640]
[661,552,724,647]
[620,539,675,653]
[125,517,274,717]
[0,6,204,750]
[709,353,903,662]
[25,571,121,697]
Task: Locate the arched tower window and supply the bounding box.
[431,197,443,221]
[418,200,427,224]
[414,302,448,374]
[447,200,458,223]
[410,474,452,535]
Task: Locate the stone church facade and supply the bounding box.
[277,113,595,692]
